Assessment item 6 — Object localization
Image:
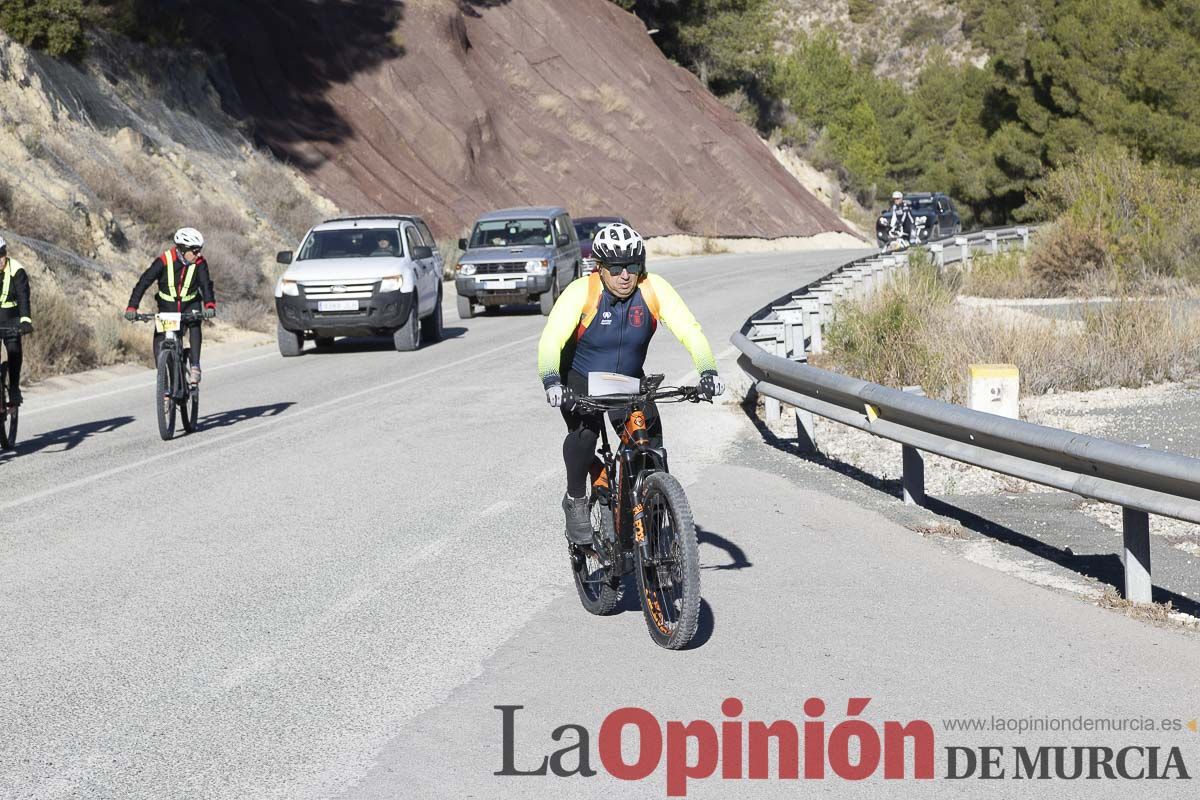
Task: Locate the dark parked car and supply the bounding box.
[904,192,962,242]
[573,215,630,276]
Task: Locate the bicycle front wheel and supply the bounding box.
[179,352,198,434]
[156,350,176,441]
[634,472,701,650]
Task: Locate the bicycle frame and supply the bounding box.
[576,376,701,568]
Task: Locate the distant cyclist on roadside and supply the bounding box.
[124,227,216,384]
[536,222,724,544]
[881,190,915,241]
[0,235,33,407]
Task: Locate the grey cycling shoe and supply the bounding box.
[562,493,593,545]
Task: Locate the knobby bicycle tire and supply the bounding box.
[572,496,622,615]
[0,360,14,450]
[156,349,176,440]
[179,350,198,434]
[634,471,701,650]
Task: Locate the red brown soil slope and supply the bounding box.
[219,0,851,239]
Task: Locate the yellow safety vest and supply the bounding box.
[157,249,198,304]
[0,258,24,310]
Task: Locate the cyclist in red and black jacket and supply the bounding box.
[124,227,216,383]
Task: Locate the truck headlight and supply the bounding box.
[276,278,299,297]
[525,259,549,274]
[378,275,404,293]
[458,263,477,277]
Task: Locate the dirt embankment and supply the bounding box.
[212,0,851,239]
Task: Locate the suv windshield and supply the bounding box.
[909,201,936,215]
[299,228,400,260]
[469,219,552,248]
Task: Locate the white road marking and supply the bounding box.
[481,499,511,516]
[0,333,542,513]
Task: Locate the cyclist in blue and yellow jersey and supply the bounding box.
[0,235,34,407]
[124,227,216,384]
[536,222,724,544]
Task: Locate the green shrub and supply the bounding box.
[0,0,87,59]
[1032,149,1200,287]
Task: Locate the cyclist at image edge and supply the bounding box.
[881,190,915,240]
[0,235,34,407]
[536,222,725,544]
[124,227,216,383]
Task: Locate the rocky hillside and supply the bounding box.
[0,32,334,378]
[208,0,851,239]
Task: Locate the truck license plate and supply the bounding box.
[318,300,359,312]
[486,280,518,290]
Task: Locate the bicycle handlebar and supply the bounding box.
[131,310,206,323]
[566,384,708,413]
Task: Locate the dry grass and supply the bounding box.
[581,84,630,114]
[536,94,568,119]
[820,262,1200,401]
[959,251,1042,298]
[238,153,323,243]
[221,299,273,332]
[93,311,151,367]
[671,203,699,233]
[22,282,98,382]
[1096,587,1176,624]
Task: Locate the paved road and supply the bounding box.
[0,247,889,799]
[4,247,1200,799]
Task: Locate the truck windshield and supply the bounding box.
[469,219,552,248]
[298,229,400,260]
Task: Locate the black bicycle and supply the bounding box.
[566,375,709,649]
[0,324,23,449]
[133,310,204,440]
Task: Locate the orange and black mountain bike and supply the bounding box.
[567,375,707,650]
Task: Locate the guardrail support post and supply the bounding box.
[902,386,926,506]
[985,231,998,255]
[764,338,783,422]
[1121,507,1152,603]
[808,306,823,354]
[930,243,944,269]
[955,236,970,271]
[1017,227,1029,250]
[795,407,817,454]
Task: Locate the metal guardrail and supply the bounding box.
[732,227,1199,604]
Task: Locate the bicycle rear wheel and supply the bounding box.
[634,472,701,649]
[179,351,199,434]
[571,496,622,615]
[0,361,14,450]
[156,350,176,440]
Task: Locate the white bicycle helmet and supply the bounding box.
[0,234,7,256]
[592,222,645,269]
[891,190,904,201]
[174,227,205,250]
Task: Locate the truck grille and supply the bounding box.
[471,262,527,275]
[301,280,378,301]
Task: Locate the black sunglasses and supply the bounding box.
[598,261,645,276]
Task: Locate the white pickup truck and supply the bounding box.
[274,215,445,355]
